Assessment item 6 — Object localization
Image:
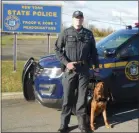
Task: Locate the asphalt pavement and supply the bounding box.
[1,97,139,132]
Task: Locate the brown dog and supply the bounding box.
[90,82,111,131]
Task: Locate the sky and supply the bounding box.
[2,1,138,30]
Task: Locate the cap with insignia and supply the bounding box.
[72,11,84,18]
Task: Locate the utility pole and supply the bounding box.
[120,12,121,28]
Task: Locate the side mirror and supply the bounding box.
[103,49,116,58]
[116,49,129,59]
[117,53,129,60]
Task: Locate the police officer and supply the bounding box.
[55,10,99,132]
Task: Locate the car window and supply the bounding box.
[96,30,136,57]
[97,31,135,49]
[118,36,139,57]
[101,34,131,49]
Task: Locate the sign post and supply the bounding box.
[47,33,50,55]
[13,32,17,71]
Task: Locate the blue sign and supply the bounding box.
[2,3,62,33]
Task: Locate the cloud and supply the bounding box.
[62,1,138,29]
[75,1,87,6]
[2,1,138,30]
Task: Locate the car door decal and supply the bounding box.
[125,61,139,80]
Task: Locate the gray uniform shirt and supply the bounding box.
[55,26,99,68]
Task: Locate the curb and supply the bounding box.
[1,92,24,100]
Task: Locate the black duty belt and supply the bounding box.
[76,60,86,66]
[66,60,87,74]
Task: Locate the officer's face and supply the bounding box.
[73,16,84,26]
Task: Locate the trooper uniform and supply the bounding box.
[55,11,99,132]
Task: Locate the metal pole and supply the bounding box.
[47,33,50,55]
[120,12,121,28]
[49,34,51,54]
[13,32,17,72]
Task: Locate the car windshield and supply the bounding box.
[96,30,136,57]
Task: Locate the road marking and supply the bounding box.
[114,109,138,116]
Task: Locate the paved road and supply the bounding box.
[2,99,138,132]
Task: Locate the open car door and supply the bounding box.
[22,57,36,101]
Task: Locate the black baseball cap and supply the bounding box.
[72,11,84,18]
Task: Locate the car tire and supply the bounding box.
[24,71,35,101]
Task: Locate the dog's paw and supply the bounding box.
[105,124,111,129]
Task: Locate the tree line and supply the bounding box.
[2,24,115,37]
[62,24,115,37]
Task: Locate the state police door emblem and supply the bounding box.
[125,61,139,80]
[4,15,20,31]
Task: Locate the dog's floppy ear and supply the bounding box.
[93,83,100,100]
[100,82,104,88]
[103,82,109,98]
[93,89,98,100]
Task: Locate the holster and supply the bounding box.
[60,64,66,72]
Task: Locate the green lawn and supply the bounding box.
[1,35,57,46]
[95,37,103,42]
[2,61,25,92]
[2,34,103,46]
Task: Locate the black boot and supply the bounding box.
[77,115,90,133]
[58,125,69,133]
[78,125,87,133]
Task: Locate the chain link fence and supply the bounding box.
[2,34,57,61]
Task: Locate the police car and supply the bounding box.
[22,23,139,109]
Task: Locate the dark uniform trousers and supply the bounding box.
[61,65,89,127]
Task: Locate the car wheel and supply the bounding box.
[22,57,36,101]
[24,71,35,101]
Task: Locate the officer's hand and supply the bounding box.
[94,68,100,76]
[66,62,77,70]
[94,68,99,73]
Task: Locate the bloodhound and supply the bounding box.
[90,82,112,131]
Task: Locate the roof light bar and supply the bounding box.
[135,22,139,27]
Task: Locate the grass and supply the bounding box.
[95,37,103,42]
[2,61,25,92]
[1,35,57,46]
[2,34,103,46]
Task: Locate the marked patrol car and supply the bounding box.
[22,23,139,109]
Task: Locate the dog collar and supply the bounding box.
[96,98,107,102]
